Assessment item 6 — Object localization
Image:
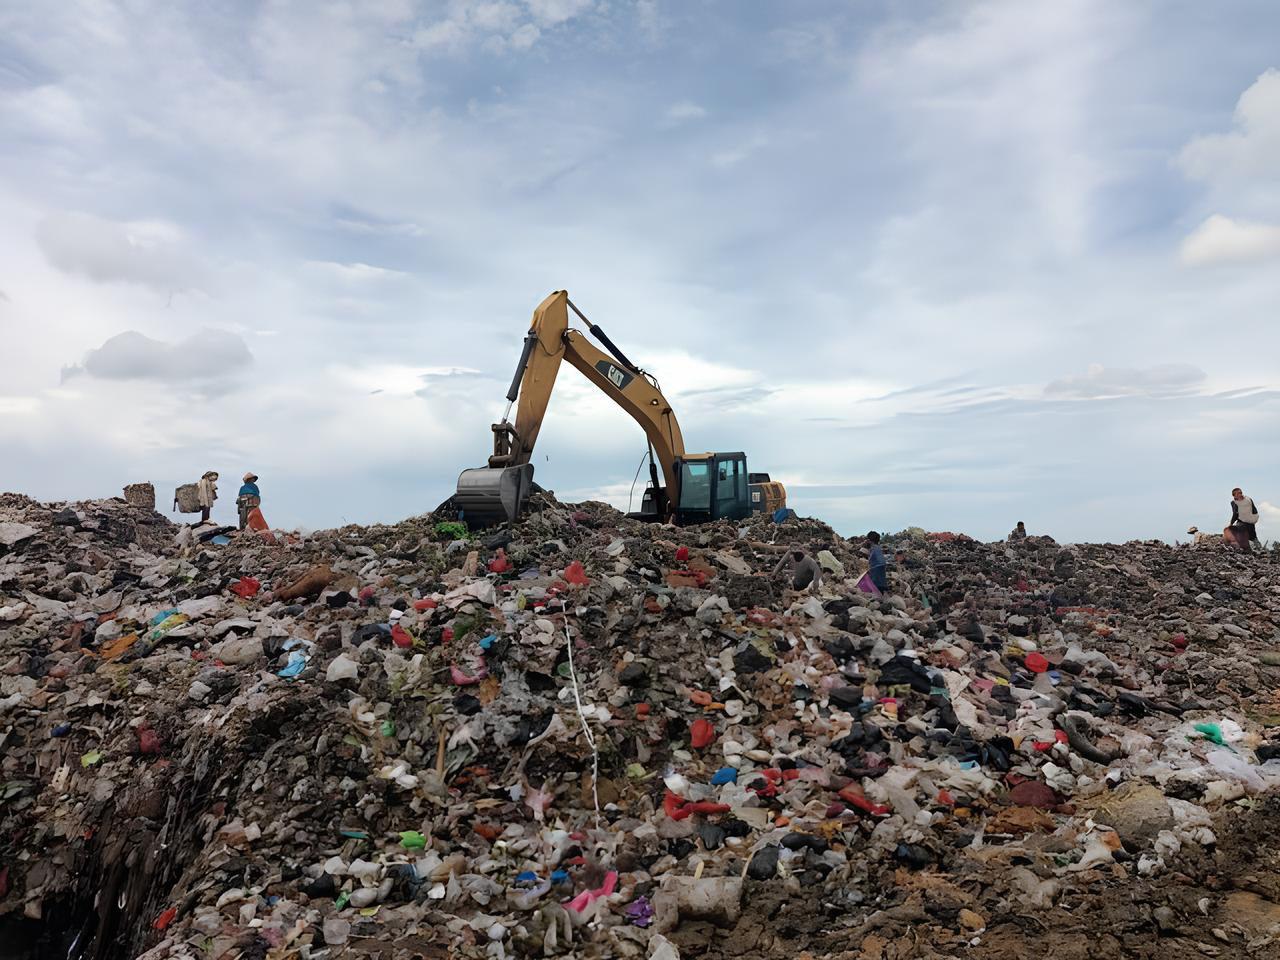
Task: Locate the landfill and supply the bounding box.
[3,489,1280,960]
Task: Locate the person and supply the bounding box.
[773,548,822,592]
[197,471,219,524]
[237,472,262,530]
[867,531,888,593]
[1228,487,1260,552]
[1008,521,1027,541]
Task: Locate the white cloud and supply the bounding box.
[1181,214,1280,265]
[1044,363,1206,400]
[306,261,412,282]
[35,212,209,294]
[525,0,592,26]
[1179,69,1280,183]
[666,101,707,122]
[62,329,252,386]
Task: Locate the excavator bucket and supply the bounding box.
[453,464,535,528]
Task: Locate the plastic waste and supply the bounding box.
[326,653,359,682]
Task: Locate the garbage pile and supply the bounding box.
[3,489,1280,960]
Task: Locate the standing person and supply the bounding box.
[1008,521,1027,541]
[772,548,823,593]
[1228,487,1260,552]
[197,471,219,524]
[237,472,261,530]
[867,531,888,593]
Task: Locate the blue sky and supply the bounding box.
[2,1,1279,542]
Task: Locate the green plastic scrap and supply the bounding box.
[380,720,396,737]
[339,829,368,839]
[80,750,103,767]
[433,521,469,541]
[399,830,427,849]
[625,763,649,780]
[335,891,350,910]
[1194,723,1225,745]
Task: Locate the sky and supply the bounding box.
[1,0,1279,543]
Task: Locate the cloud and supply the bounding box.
[1181,214,1280,265]
[666,101,707,122]
[306,260,412,282]
[1179,69,1280,184]
[62,329,252,386]
[409,0,590,52]
[1044,363,1206,400]
[35,212,208,294]
[525,0,592,26]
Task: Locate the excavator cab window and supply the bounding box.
[679,461,711,512]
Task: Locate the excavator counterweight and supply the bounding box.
[452,291,784,528]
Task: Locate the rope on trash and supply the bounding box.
[558,598,601,823]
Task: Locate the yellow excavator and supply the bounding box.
[453,290,787,527]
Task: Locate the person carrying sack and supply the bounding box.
[197,471,219,524]
[237,472,261,530]
[1228,487,1260,552]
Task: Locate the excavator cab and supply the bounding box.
[637,453,751,525]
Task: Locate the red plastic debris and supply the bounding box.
[359,586,376,605]
[664,790,731,821]
[837,784,892,815]
[137,727,161,755]
[675,546,689,562]
[441,626,454,644]
[229,577,261,598]
[413,598,437,611]
[1008,780,1058,808]
[689,719,715,749]
[153,907,177,931]
[488,548,512,573]
[935,789,955,807]
[563,561,590,586]
[391,624,413,648]
[1024,652,1049,673]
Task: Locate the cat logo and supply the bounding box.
[594,359,634,391]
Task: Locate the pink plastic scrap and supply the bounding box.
[450,661,489,685]
[567,870,618,912]
[856,572,881,595]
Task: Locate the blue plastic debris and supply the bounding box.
[52,723,72,738]
[710,767,738,785]
[479,634,497,651]
[550,870,570,884]
[278,651,308,678]
[515,870,538,884]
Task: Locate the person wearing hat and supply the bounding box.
[197,471,219,524]
[237,472,261,530]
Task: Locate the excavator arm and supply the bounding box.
[455,291,687,524]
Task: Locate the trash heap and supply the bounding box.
[3,490,1280,960]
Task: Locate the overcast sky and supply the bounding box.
[2,1,1279,543]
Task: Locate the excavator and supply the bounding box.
[453,290,786,528]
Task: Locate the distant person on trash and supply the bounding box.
[197,471,219,524]
[1227,487,1260,552]
[1008,521,1027,541]
[237,472,261,530]
[866,531,888,593]
[773,548,822,592]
